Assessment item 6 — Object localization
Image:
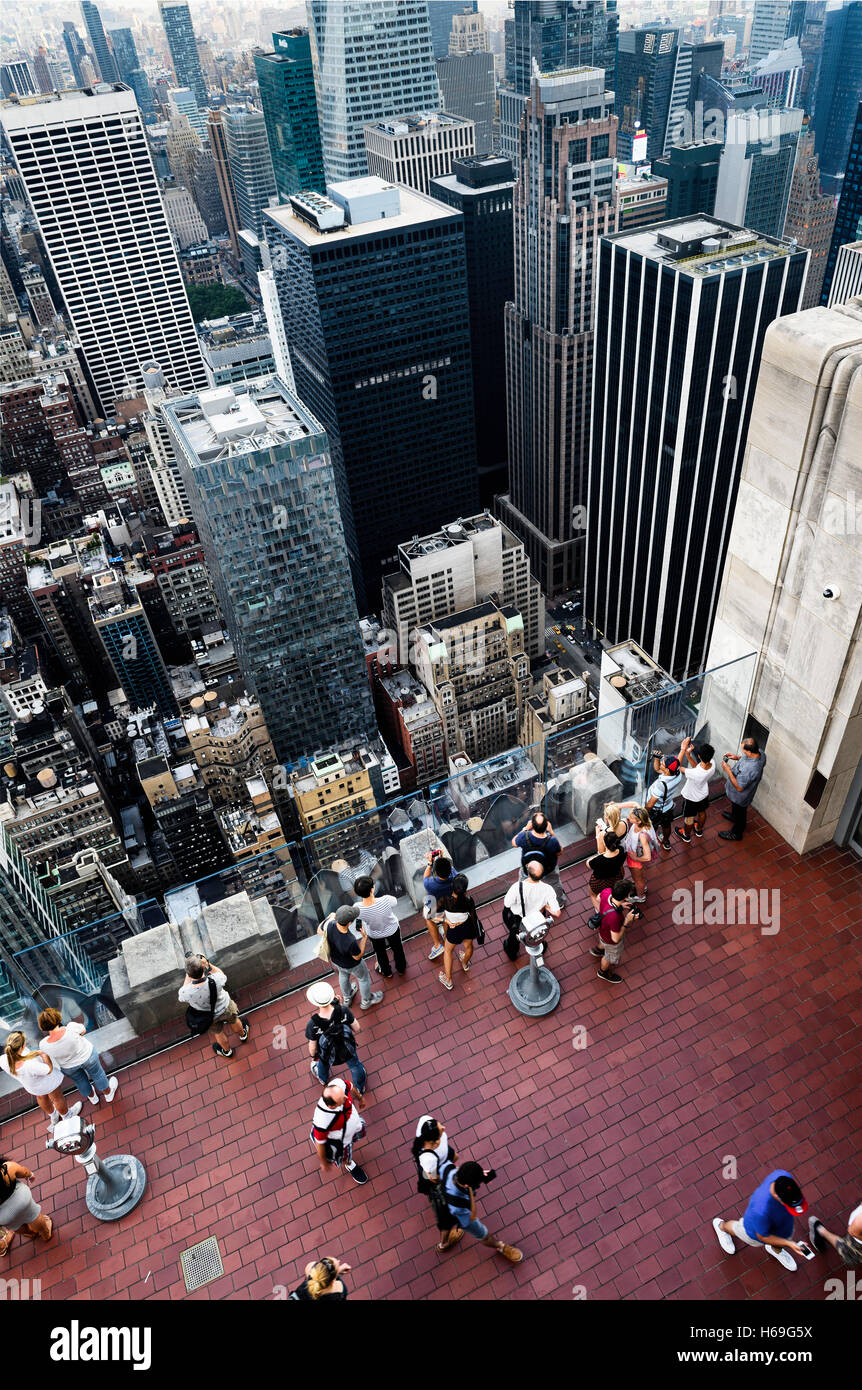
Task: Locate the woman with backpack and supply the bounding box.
[412,1115,461,1251]
[621,805,657,904]
[304,981,366,1093]
[438,874,481,992]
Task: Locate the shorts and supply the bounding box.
[652,808,673,834]
[210,1000,239,1031]
[682,798,707,819]
[626,855,647,870]
[836,1233,862,1268]
[599,937,624,966]
[445,922,477,946]
[728,1220,761,1248]
[423,897,443,924]
[461,1218,488,1239]
[588,874,616,896]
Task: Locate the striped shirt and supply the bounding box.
[353,894,399,940]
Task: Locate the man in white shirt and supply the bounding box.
[178,954,249,1059]
[503,861,561,959]
[674,737,715,844]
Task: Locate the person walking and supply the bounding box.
[412,1115,461,1250]
[585,825,627,926]
[512,812,567,906]
[38,1009,118,1107]
[712,1170,809,1271]
[288,1256,351,1300]
[438,1160,522,1263]
[0,1032,81,1130]
[674,738,715,844]
[178,953,249,1059]
[310,1078,368,1185]
[643,751,683,851]
[304,981,366,1093]
[590,880,637,986]
[502,860,561,959]
[621,806,656,905]
[808,1198,862,1269]
[319,906,384,1011]
[0,1155,55,1255]
[719,737,766,842]
[422,852,457,962]
[438,874,480,991]
[353,875,407,978]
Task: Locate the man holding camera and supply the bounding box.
[512,811,567,906]
[719,737,766,842]
[178,954,249,1059]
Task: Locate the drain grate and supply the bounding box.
[180,1236,224,1292]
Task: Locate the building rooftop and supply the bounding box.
[367,111,474,136]
[266,179,459,246]
[608,216,796,275]
[162,378,325,465]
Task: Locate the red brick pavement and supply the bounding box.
[1,811,860,1301]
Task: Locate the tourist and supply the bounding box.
[808,1199,862,1269]
[178,953,249,1059]
[438,874,480,991]
[38,1008,118,1107]
[319,906,383,1011]
[353,875,407,978]
[719,737,766,841]
[621,806,657,904]
[0,1032,81,1130]
[712,1170,809,1270]
[310,1078,368,1186]
[502,860,561,958]
[423,852,457,961]
[642,751,683,851]
[512,811,567,906]
[304,980,366,1093]
[590,879,637,986]
[674,738,715,844]
[585,825,627,926]
[0,1155,55,1254]
[288,1256,351,1300]
[438,1160,522,1262]
[412,1115,461,1249]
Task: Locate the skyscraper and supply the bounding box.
[0,60,37,99]
[749,1,807,64]
[80,2,118,85]
[364,112,475,195]
[62,23,88,89]
[814,1,862,196]
[158,1,207,110]
[714,106,802,239]
[615,24,679,163]
[163,377,375,766]
[207,109,242,259]
[822,101,862,304]
[168,86,206,140]
[436,50,497,156]
[306,0,441,183]
[108,28,139,84]
[254,30,325,201]
[587,216,808,679]
[266,177,479,609]
[222,105,277,236]
[782,128,837,309]
[663,40,725,154]
[497,68,617,596]
[428,2,478,60]
[430,156,515,503]
[1,88,207,416]
[653,141,721,219]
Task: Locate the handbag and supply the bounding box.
[314,916,333,962]
[185,977,218,1036]
[502,881,525,960]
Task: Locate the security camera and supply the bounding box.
[823,586,840,601]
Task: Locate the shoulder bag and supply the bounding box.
[185,976,218,1037]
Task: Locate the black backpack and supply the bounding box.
[185,977,218,1036]
[316,1009,357,1070]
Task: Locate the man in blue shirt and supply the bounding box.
[438,1160,522,1263]
[512,812,567,906]
[719,737,766,841]
[713,1170,808,1270]
[422,851,457,962]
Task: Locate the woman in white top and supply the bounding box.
[0,1032,81,1130]
[38,1008,118,1106]
[412,1115,461,1252]
[674,737,716,844]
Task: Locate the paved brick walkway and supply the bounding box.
[1,811,860,1301]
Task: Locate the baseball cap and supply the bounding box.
[335,905,360,926]
[773,1175,807,1215]
[665,757,680,774]
[306,981,335,1008]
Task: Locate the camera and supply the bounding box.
[823,586,840,600]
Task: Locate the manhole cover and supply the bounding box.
[181,1236,224,1292]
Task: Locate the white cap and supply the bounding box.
[306,981,335,1008]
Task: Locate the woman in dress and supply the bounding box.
[0,1155,55,1255]
[438,874,479,991]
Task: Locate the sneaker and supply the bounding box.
[344,984,357,1005]
[86,1090,100,1106]
[310,1059,322,1080]
[457,951,471,971]
[597,968,622,984]
[808,1217,828,1255]
[428,943,444,961]
[66,1102,82,1118]
[212,1042,234,1058]
[438,972,454,991]
[238,1019,250,1043]
[587,913,601,929]
[589,945,604,958]
[104,1077,119,1103]
[713,1217,736,1255]
[765,1244,797,1271]
[46,1110,60,1131]
[674,827,691,844]
[660,840,672,851]
[496,1243,523,1263]
[630,895,647,904]
[344,1160,368,1185]
[360,991,384,1010]
[694,828,704,838]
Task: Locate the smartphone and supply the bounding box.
[795,1241,815,1261]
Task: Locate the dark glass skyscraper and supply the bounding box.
[254,31,325,200]
[615,24,679,162]
[587,218,808,678]
[80,2,118,84]
[108,27,139,83]
[158,1,207,110]
[814,2,862,196]
[266,179,479,610]
[62,22,88,88]
[510,1,614,95]
[822,101,862,304]
[653,141,721,219]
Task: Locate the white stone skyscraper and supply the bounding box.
[0,87,207,415]
[306,0,441,182]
